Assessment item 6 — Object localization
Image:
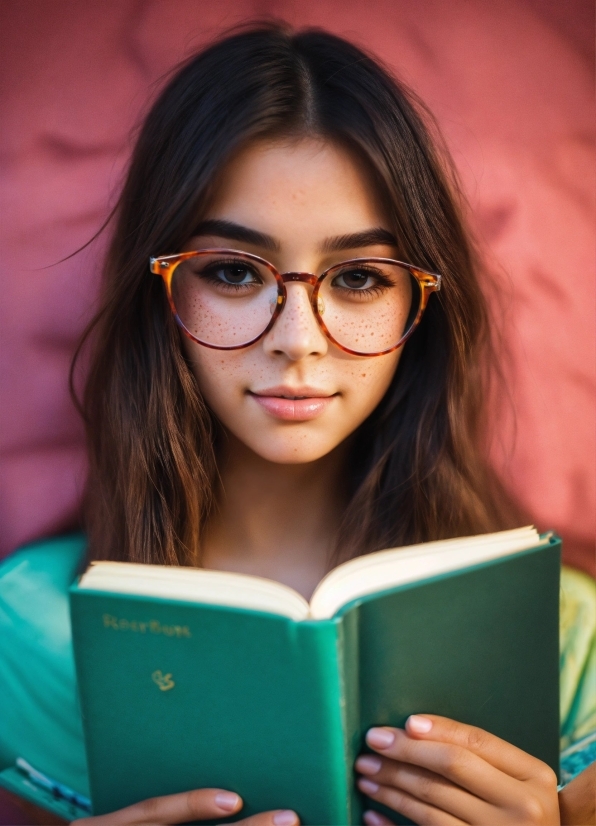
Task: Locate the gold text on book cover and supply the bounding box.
[102,613,192,637]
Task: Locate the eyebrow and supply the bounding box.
[191,220,280,251]
[191,220,398,254]
[321,228,398,252]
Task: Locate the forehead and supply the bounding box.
[204,137,390,239]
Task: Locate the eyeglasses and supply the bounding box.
[150,249,441,357]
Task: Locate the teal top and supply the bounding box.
[0,535,594,798]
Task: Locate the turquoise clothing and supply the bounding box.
[0,536,89,797]
[0,535,594,798]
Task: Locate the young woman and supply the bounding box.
[2,23,593,826]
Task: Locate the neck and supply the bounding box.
[201,432,349,599]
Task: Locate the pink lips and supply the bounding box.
[249,387,336,421]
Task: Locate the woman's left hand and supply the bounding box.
[355,715,560,825]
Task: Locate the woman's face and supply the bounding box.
[182,137,403,464]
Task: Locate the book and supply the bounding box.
[68,527,560,825]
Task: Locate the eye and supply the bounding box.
[328,264,396,301]
[332,269,378,290]
[205,262,260,285]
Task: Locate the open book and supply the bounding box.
[68,527,560,824]
[79,526,550,620]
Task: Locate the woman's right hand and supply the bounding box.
[72,788,299,826]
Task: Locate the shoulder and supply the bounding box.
[0,533,87,600]
[0,535,89,795]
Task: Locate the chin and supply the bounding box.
[244,436,340,465]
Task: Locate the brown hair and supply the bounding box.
[73,23,518,567]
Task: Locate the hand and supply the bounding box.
[72,788,299,826]
[558,763,596,826]
[355,715,560,825]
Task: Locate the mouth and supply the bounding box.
[247,387,338,421]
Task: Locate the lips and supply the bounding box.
[248,387,337,421]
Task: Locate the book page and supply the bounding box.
[78,562,311,621]
[309,526,548,619]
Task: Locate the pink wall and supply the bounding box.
[0,0,594,573]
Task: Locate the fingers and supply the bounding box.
[358,778,465,826]
[356,717,560,825]
[355,753,492,823]
[364,725,521,808]
[73,796,300,826]
[362,809,397,826]
[238,810,299,826]
[404,715,556,784]
[73,788,243,825]
[73,795,299,826]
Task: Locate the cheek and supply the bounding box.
[183,344,246,413]
[347,350,402,417]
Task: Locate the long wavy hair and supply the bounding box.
[73,23,518,567]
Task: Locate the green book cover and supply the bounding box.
[69,530,560,825]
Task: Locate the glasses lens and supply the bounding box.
[171,253,279,347]
[318,261,421,354]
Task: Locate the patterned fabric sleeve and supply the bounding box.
[559,566,596,785]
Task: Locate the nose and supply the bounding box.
[262,281,328,360]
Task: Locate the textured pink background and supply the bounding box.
[0,0,594,574]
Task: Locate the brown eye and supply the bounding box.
[332,269,377,290]
[339,270,370,290]
[206,264,259,285]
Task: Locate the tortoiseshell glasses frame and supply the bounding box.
[150,248,441,357]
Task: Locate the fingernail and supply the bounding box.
[407,715,433,734]
[366,727,395,749]
[358,777,380,795]
[215,791,240,812]
[355,755,382,774]
[273,810,298,826]
[363,811,385,826]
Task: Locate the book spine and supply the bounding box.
[297,620,352,825]
[336,609,362,825]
